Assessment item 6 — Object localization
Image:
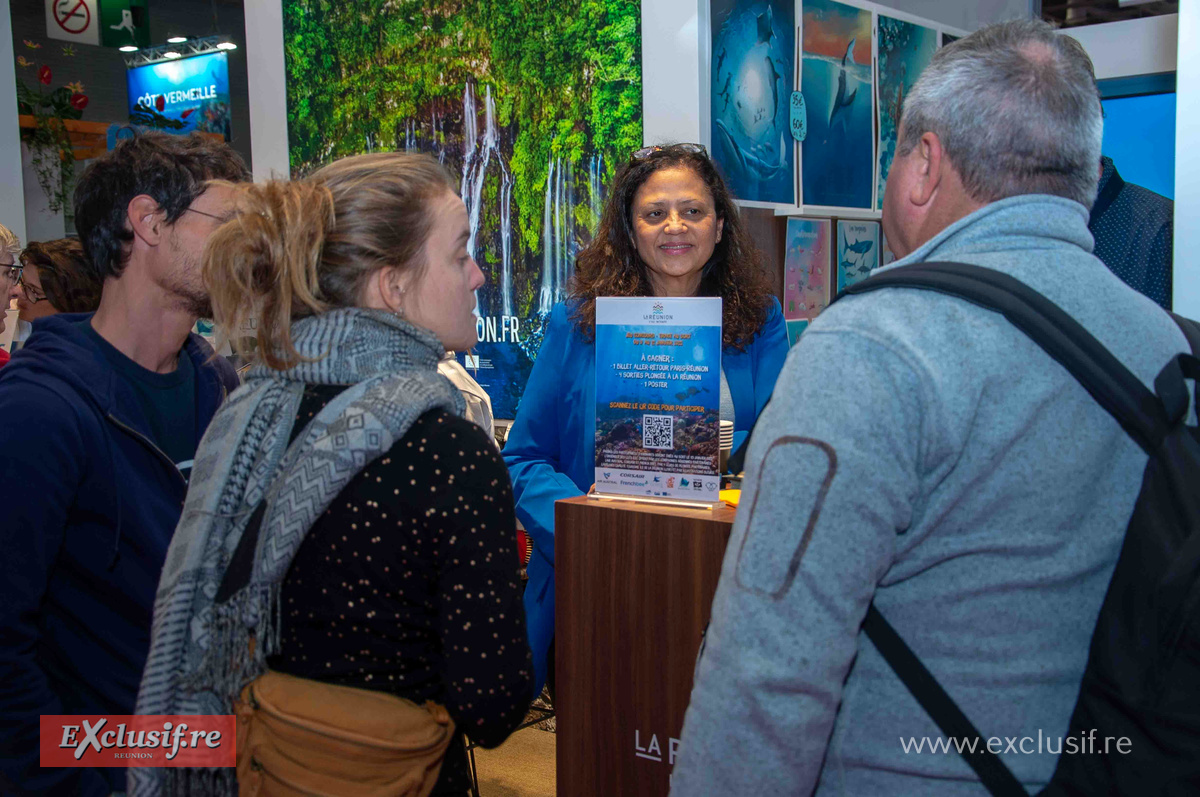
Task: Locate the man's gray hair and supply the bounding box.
[897,18,1102,208]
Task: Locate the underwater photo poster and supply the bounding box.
[783,217,831,320]
[709,0,796,204]
[836,219,880,292]
[876,15,938,211]
[282,0,642,420]
[800,0,874,209]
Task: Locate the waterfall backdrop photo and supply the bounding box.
[282,0,643,419]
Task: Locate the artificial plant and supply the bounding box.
[15,39,89,214]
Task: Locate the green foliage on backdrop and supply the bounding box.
[282,0,642,255]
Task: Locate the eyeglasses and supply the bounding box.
[19,276,47,304]
[629,143,708,162]
[183,206,227,223]
[0,264,23,287]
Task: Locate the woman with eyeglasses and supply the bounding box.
[16,238,104,325]
[0,223,22,367]
[503,143,789,697]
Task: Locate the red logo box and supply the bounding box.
[41,715,236,768]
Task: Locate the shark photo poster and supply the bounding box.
[800,0,874,209]
[836,219,879,292]
[282,1,642,420]
[876,15,938,211]
[709,0,795,204]
[783,217,831,320]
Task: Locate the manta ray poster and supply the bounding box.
[709,0,795,204]
[836,219,879,293]
[783,217,831,320]
[801,0,873,209]
[876,16,938,211]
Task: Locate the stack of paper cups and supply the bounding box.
[719,420,734,473]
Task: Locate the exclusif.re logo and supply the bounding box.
[40,715,236,769]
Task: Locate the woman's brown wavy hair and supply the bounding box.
[568,144,773,352]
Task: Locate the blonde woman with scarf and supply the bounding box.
[133,153,533,796]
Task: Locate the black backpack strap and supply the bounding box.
[862,605,1028,796]
[839,262,1169,455]
[840,262,1180,795]
[1168,312,1200,357]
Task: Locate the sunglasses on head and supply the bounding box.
[629,143,708,162]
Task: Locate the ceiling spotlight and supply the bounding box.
[119,45,139,52]
[216,41,238,50]
[163,51,182,59]
[167,36,188,43]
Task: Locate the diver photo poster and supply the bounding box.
[594,297,722,503]
[876,15,938,211]
[281,1,643,420]
[800,0,874,209]
[709,0,795,204]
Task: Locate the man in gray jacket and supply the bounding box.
[672,19,1188,796]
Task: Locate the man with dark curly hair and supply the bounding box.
[0,132,248,795]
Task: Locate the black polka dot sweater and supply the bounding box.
[268,385,533,796]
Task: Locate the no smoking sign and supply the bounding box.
[46,0,100,46]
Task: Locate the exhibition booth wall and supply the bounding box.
[0,0,250,245]
[0,1,1191,346]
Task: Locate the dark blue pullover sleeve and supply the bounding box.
[0,383,110,796]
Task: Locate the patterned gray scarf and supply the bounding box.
[129,308,465,796]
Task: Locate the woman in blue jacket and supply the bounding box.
[504,143,789,694]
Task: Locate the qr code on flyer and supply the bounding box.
[643,415,674,449]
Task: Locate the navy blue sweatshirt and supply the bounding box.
[0,314,238,795]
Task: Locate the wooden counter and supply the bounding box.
[555,495,737,796]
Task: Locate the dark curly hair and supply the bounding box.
[19,238,102,313]
[73,130,250,281]
[569,144,773,351]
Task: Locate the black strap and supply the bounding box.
[1168,312,1200,358]
[839,261,1181,796]
[862,606,1029,796]
[839,262,1169,456]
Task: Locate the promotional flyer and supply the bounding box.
[594,297,722,503]
[126,51,231,140]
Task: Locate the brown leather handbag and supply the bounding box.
[235,670,456,797]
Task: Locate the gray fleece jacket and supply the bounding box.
[670,195,1189,796]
